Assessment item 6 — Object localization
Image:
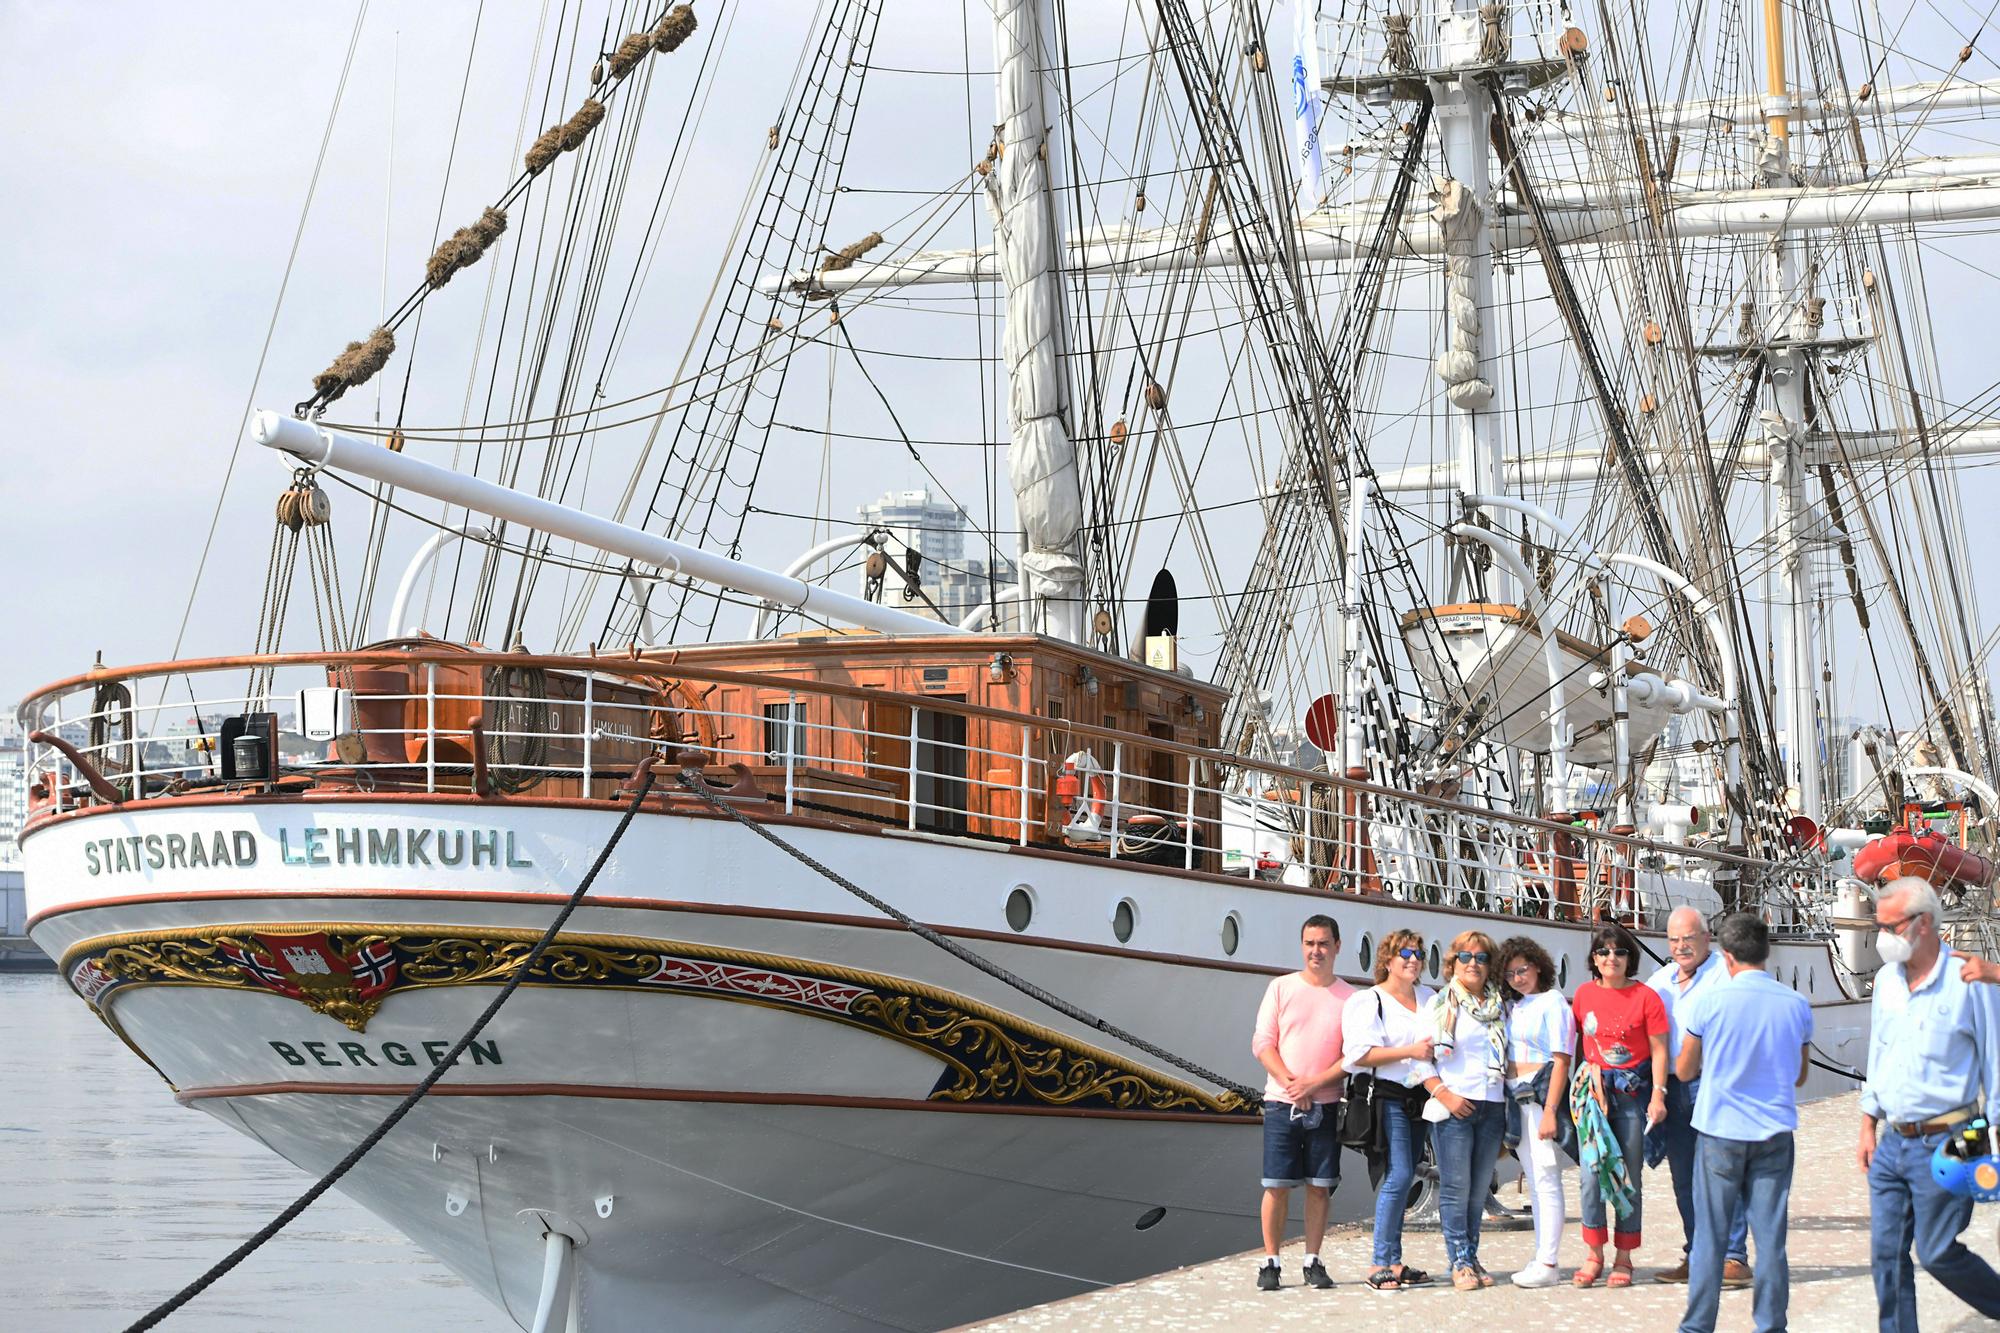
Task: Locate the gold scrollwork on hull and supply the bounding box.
[854,994,1245,1115]
[64,922,1257,1117]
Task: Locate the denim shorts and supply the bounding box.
[1262,1100,1342,1189]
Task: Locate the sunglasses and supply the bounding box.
[1395,947,1423,961]
[1592,946,1634,959]
[1504,965,1537,979]
[1455,951,1491,965]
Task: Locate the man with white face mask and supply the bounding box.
[1859,876,2000,1330]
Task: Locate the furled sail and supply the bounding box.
[986,0,1085,642]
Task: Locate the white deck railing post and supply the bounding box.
[907,710,921,831]
[1108,742,1123,860]
[581,672,594,795]
[784,690,799,814]
[1017,730,1031,846]
[424,664,438,794]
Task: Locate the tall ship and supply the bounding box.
[24,0,2000,1326]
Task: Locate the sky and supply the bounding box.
[7,0,2000,762]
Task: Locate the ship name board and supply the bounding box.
[82,825,535,876]
[269,1037,504,1069]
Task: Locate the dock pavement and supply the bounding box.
[966,1091,2000,1330]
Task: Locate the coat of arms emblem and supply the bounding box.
[219,931,400,1031]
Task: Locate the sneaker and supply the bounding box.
[1722,1259,1754,1289]
[1655,1260,1690,1284]
[1257,1263,1281,1292]
[1511,1262,1562,1288]
[1452,1265,1482,1291]
[1302,1258,1335,1290]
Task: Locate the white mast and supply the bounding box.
[988,0,1086,643]
[1758,0,1824,817]
[1427,6,1505,525]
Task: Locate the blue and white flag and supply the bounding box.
[1291,1,1327,207]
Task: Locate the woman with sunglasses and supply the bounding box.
[1421,929,1510,1291]
[1494,935,1574,1289]
[1341,928,1438,1292]
[1570,922,1669,1288]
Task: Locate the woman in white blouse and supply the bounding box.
[1422,929,1510,1291]
[1495,934,1575,1289]
[1341,927,1438,1291]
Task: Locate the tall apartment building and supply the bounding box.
[856,489,1018,626]
[0,718,25,870]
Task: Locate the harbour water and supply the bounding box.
[0,973,498,1329]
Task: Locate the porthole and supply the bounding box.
[1791,965,1801,991]
[1559,955,1571,989]
[1428,942,1441,979]
[1221,912,1242,956]
[1808,968,1815,995]
[1112,898,1137,943]
[1359,933,1374,973]
[1004,886,1034,933]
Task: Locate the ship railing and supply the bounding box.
[18,650,1822,928]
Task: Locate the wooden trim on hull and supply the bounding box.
[175,1080,1261,1125]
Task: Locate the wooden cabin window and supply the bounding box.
[763,700,808,767]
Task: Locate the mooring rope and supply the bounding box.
[675,767,1263,1106]
[122,758,661,1331]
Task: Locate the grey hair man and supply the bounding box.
[1860,876,2000,1329]
[1673,913,1812,1333]
[1648,905,1750,1286]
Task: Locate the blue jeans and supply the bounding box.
[1433,1098,1507,1271]
[1679,1132,1793,1333]
[1579,1078,1647,1248]
[1665,1076,1749,1263]
[1372,1095,1427,1267]
[1869,1126,2000,1330]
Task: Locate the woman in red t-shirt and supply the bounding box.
[1567,922,1668,1288]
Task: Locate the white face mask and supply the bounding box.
[1877,929,1915,966]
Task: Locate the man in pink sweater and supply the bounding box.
[1251,913,1356,1290]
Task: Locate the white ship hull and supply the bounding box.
[26,797,1869,1330]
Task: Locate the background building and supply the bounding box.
[856,489,1018,626]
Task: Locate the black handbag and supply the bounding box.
[1338,1071,1379,1150]
[1336,992,1388,1151]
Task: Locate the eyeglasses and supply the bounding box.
[1878,912,1926,937]
[1504,965,1537,980]
[1591,946,1634,959]
[1395,947,1423,961]
[1455,951,1491,965]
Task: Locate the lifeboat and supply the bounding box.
[1852,826,1998,890]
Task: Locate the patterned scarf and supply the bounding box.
[1571,1062,1637,1221]
[1432,979,1508,1078]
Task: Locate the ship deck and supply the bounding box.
[965,1090,1977,1330]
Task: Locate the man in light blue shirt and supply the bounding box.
[1649,905,1751,1285]
[1673,912,1812,1333]
[1859,876,2000,1331]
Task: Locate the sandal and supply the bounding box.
[1397,1265,1434,1287]
[1607,1258,1635,1288]
[1365,1268,1403,1292]
[1573,1257,1604,1288]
